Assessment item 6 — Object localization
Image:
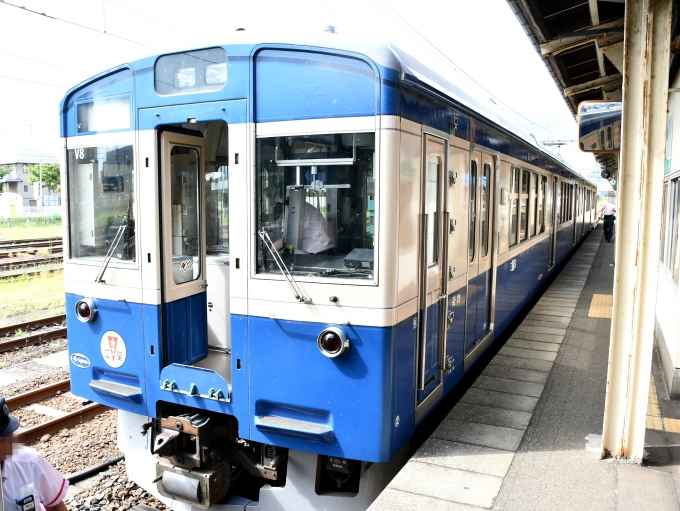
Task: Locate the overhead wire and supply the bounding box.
[0,1,147,46]
[0,75,63,88]
[371,0,552,134]
[0,51,68,69]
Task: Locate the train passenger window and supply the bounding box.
[529,173,537,237]
[67,145,135,261]
[469,161,477,263]
[170,146,201,284]
[256,132,375,279]
[537,176,546,233]
[519,170,529,242]
[509,168,519,246]
[481,163,490,257]
[427,155,441,266]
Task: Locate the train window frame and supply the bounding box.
[468,160,478,263]
[254,131,378,283]
[64,133,139,268]
[481,162,491,258]
[529,172,537,238]
[509,167,520,247]
[537,175,546,233]
[519,169,529,242]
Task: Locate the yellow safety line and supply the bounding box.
[588,294,613,318]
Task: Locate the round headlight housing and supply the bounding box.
[75,298,97,323]
[317,326,350,358]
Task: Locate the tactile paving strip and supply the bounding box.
[588,293,613,318]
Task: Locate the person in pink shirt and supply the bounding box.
[0,397,68,511]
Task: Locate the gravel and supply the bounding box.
[66,459,167,511]
[0,336,67,367]
[29,409,123,476]
[2,367,69,397]
[11,392,88,428]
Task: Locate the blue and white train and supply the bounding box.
[60,35,597,510]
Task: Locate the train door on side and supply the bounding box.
[549,176,558,269]
[465,150,495,362]
[415,134,447,415]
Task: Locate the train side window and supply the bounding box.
[509,167,519,247]
[468,160,477,262]
[519,169,529,242]
[538,176,546,233]
[481,163,490,257]
[529,172,537,237]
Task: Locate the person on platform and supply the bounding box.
[0,397,68,511]
[602,199,617,243]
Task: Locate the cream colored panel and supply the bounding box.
[397,128,421,307]
[448,144,469,281]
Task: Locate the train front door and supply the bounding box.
[159,131,208,364]
[465,150,495,359]
[415,134,447,417]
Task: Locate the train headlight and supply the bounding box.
[317,326,349,358]
[75,298,97,323]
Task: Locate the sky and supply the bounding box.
[0,0,600,182]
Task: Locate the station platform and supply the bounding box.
[370,225,680,511]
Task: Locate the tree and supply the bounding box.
[0,165,11,193]
[27,163,61,193]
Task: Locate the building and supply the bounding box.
[0,149,61,207]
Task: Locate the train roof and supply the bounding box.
[64,32,594,187]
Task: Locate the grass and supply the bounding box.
[0,224,62,241]
[0,272,65,319]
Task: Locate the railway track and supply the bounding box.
[0,245,63,259]
[0,313,67,352]
[0,254,63,271]
[0,265,63,281]
[0,237,62,249]
[6,379,109,445]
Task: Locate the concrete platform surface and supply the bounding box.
[370,225,680,511]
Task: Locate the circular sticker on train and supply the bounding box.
[100,331,127,368]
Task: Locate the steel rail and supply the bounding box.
[15,402,110,444]
[0,237,62,248]
[0,255,63,271]
[0,313,66,337]
[0,265,63,281]
[0,241,62,251]
[0,326,67,352]
[6,379,71,409]
[0,246,63,259]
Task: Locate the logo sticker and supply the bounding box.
[180,259,194,273]
[70,353,90,369]
[100,331,127,368]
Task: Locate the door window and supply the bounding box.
[469,160,477,262]
[170,146,201,284]
[426,154,440,266]
[481,163,490,257]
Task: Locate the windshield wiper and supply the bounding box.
[94,224,127,284]
[258,230,312,303]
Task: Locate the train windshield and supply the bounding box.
[67,145,135,261]
[256,132,375,279]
